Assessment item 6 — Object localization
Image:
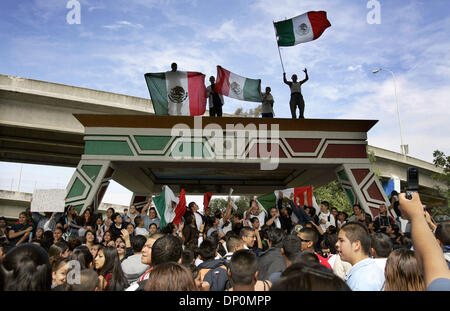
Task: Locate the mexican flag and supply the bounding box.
[153,186,186,227]
[274,11,331,46]
[256,186,319,214]
[203,192,213,210]
[144,71,207,116]
[214,66,262,102]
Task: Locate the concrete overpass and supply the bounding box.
[0,189,127,222]
[0,74,153,167]
[0,74,446,209]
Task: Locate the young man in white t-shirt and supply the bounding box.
[243,200,266,230]
[318,201,335,232]
[189,202,204,231]
[134,216,149,237]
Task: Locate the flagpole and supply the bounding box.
[273,21,285,73]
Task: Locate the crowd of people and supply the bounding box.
[0,189,449,291]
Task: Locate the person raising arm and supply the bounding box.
[398,192,450,290]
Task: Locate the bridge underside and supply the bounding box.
[0,124,83,167]
[64,115,391,218]
[111,161,339,196]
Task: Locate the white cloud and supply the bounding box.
[103,20,143,29]
[348,65,362,71]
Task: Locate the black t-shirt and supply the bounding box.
[8,223,32,246]
[211,83,222,106]
[393,201,401,218]
[109,223,126,241]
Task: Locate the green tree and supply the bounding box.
[313,180,353,215]
[208,198,227,214]
[234,107,244,116]
[432,150,450,205]
[234,196,251,217]
[367,147,382,180]
[233,105,262,118]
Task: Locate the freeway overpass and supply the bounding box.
[0,189,127,222]
[0,74,446,209]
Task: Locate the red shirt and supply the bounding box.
[315,253,332,269]
[137,266,154,282]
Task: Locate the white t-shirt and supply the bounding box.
[261,92,274,114]
[337,220,346,228]
[244,210,266,230]
[318,211,335,232]
[194,212,203,231]
[328,254,337,268]
[221,219,232,235]
[135,227,149,237]
[373,258,387,273]
[273,218,281,229]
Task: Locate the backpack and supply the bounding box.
[200,264,229,291]
[318,212,331,222]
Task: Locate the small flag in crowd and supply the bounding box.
[256,186,316,214]
[203,192,213,210]
[144,71,207,116]
[173,188,186,226]
[214,66,262,102]
[274,11,331,46]
[153,186,186,228]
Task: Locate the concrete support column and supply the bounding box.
[130,194,152,210]
[65,160,115,214]
[335,164,390,219]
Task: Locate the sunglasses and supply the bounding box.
[299,238,311,243]
[117,245,126,249]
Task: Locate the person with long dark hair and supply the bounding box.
[144,262,197,291]
[83,229,96,249]
[182,212,200,249]
[385,248,425,291]
[48,241,70,266]
[63,205,81,240]
[95,216,106,243]
[0,243,52,291]
[77,207,95,237]
[94,245,129,291]
[71,245,94,269]
[102,230,113,246]
[51,257,70,289]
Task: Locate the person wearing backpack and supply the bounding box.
[197,238,230,291]
[318,201,335,233]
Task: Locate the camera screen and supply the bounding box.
[407,167,419,190]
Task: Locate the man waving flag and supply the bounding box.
[274,11,331,46]
[214,66,262,102]
[153,186,186,227]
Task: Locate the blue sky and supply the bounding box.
[1,0,449,206]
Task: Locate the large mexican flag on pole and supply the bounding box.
[214,66,262,102]
[153,186,186,228]
[256,186,319,215]
[144,71,207,116]
[274,11,331,46]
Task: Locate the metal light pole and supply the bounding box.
[373,68,408,160]
[17,163,23,192]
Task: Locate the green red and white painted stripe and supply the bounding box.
[214,66,262,102]
[274,11,331,46]
[144,71,207,116]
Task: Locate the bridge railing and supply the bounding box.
[0,178,65,194]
